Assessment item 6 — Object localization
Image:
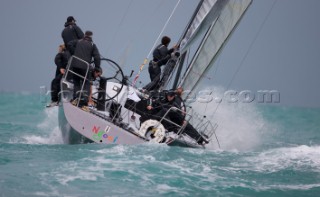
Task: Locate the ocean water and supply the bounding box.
[0,92,319,197]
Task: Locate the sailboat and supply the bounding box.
[58,0,252,148]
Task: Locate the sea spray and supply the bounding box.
[186,86,274,151]
[23,106,63,144]
[232,145,320,173]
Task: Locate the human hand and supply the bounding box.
[60,68,66,75]
[182,120,187,127]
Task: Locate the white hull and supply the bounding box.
[58,78,207,148]
[56,55,215,148]
[58,79,148,145]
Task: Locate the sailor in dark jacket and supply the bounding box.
[61,16,84,52]
[68,31,101,107]
[54,44,69,77]
[151,90,185,128]
[47,44,69,107]
[146,90,208,145]
[143,36,178,91]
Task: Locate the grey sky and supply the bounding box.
[0,0,319,107]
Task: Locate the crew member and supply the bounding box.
[68,30,101,107]
[88,67,103,107]
[47,44,69,107]
[61,16,84,53]
[143,36,178,91]
[145,90,208,145]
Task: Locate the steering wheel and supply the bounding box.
[92,58,125,102]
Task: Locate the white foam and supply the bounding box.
[188,86,270,151]
[95,144,129,155]
[156,184,188,195]
[53,163,104,185]
[256,183,320,191]
[23,126,63,144]
[22,107,63,144]
[234,145,320,172]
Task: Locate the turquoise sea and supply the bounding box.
[0,93,319,197]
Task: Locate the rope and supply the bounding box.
[146,0,181,59]
[106,0,133,55]
[132,0,181,86]
[120,1,165,72]
[211,0,278,118]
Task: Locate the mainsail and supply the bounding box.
[171,0,252,92]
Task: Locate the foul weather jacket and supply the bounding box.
[61,22,84,49]
[153,44,175,67]
[68,36,101,69]
[54,51,69,77]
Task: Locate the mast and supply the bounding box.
[172,0,217,89]
[172,0,205,89]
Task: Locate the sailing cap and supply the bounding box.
[67,16,75,22]
[85,31,93,37]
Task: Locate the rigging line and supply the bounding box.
[226,0,277,89]
[120,1,165,71]
[203,91,213,114]
[211,0,278,117]
[125,1,165,48]
[106,0,133,55]
[146,0,182,59]
[202,54,222,115]
[132,0,181,87]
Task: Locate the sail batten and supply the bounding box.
[177,0,252,92]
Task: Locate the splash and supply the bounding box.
[186,86,272,151]
[233,145,320,173]
[23,107,63,144]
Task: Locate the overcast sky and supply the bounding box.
[0,0,319,108]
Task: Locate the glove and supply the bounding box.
[171,51,180,61]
